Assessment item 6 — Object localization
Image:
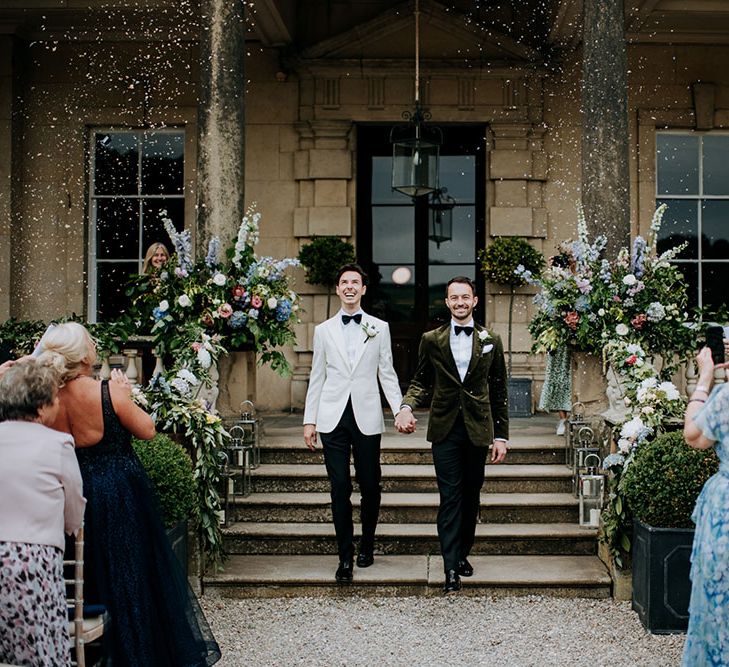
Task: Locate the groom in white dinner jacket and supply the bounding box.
[304,264,403,583]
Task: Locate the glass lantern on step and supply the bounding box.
[579,453,605,528]
[216,450,233,527]
[572,425,600,497]
[226,424,253,497]
[238,400,260,469]
[566,401,587,467]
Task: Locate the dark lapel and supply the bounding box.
[435,323,460,380]
[463,323,484,381]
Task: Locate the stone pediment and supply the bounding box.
[300,0,539,63]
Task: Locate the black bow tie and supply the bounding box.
[342,313,362,325]
[454,325,473,336]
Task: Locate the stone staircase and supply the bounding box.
[204,413,611,598]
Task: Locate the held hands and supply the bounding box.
[395,408,417,434]
[304,424,318,451]
[490,440,507,464]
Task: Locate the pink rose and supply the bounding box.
[251,295,263,309]
[232,285,246,300]
[218,303,233,318]
[626,355,637,366]
[631,313,647,329]
[564,311,580,330]
[191,342,202,352]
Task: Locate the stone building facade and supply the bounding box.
[1,1,728,411]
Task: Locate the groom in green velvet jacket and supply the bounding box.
[395,276,509,593]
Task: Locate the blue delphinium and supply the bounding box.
[631,236,647,278]
[205,237,221,271]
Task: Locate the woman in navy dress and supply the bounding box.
[42,322,220,666]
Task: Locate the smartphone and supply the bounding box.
[705,325,725,364]
[31,324,56,358]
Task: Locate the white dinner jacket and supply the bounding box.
[303,311,403,435]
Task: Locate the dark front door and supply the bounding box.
[356,125,486,389]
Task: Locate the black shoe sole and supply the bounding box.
[356,556,374,568]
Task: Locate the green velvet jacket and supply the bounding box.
[401,322,509,447]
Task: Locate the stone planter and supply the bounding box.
[508,377,532,417]
[631,519,694,634]
[165,520,188,577]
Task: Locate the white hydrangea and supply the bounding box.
[658,381,680,401]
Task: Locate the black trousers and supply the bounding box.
[320,399,382,562]
[431,413,488,572]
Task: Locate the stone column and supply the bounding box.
[0,36,15,320]
[581,0,630,258]
[196,0,246,254]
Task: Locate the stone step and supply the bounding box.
[258,437,566,466]
[204,554,611,599]
[230,491,579,524]
[222,521,597,556]
[250,463,573,494]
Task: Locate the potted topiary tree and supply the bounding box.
[621,430,718,633]
[132,433,198,575]
[298,236,356,318]
[479,237,544,416]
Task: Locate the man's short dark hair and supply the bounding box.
[445,276,476,297]
[336,263,369,286]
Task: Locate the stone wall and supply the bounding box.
[3,35,729,410]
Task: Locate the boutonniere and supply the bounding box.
[361,321,380,341]
[477,329,493,354]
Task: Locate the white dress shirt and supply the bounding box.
[339,308,364,365]
[450,318,474,382]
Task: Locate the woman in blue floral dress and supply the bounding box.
[682,346,729,666]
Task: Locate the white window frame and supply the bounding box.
[656,129,729,309]
[87,127,185,322]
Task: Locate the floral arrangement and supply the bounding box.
[523,205,696,569]
[525,206,694,367]
[134,350,229,568]
[129,204,301,377]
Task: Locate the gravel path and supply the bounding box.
[201,595,685,667]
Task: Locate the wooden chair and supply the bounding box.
[64,526,108,667]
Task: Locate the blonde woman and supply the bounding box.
[40,322,220,666]
[0,359,85,667]
[141,242,170,274]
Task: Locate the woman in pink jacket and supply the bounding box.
[0,359,85,667]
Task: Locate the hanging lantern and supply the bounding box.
[390,0,441,198]
[429,187,455,247]
[579,453,605,528]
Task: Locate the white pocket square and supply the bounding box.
[482,344,494,354]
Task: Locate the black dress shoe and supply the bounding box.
[444,569,461,594]
[335,560,353,584]
[356,552,374,568]
[457,558,474,577]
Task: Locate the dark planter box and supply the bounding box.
[508,377,532,417]
[631,519,694,634]
[165,520,188,577]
